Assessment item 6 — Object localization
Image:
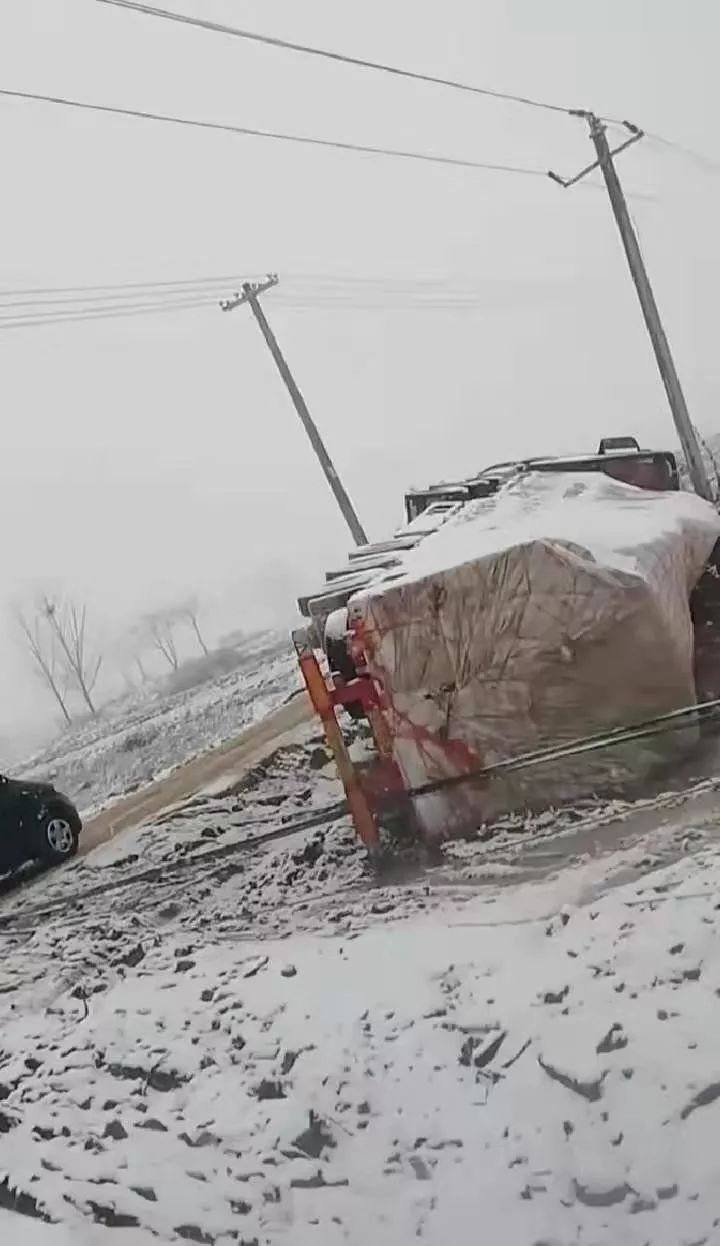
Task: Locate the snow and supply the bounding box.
[390,471,720,587]
[11,633,299,816]
[2,717,720,1242]
[0,1211,70,1243]
[0,1207,155,1243]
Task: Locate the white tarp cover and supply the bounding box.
[348,473,720,836]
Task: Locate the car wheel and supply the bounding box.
[38,811,79,864]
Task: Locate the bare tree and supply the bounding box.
[116,624,151,686]
[41,596,102,715]
[17,609,72,725]
[178,598,208,656]
[142,600,208,670]
[114,649,147,693]
[145,610,180,671]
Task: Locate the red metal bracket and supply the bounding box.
[292,630,380,852]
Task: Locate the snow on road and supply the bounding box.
[2,730,720,1244]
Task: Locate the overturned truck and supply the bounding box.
[295,439,720,846]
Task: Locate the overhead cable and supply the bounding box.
[0,276,647,328]
[0,272,605,328]
[643,130,720,175]
[0,294,221,330]
[0,273,264,300]
[0,87,548,177]
[0,293,531,329]
[89,5,720,174]
[0,272,594,304]
[0,285,242,311]
[96,0,579,117]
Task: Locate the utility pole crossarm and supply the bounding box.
[548,116,712,503]
[547,129,642,189]
[220,274,280,312]
[221,274,369,546]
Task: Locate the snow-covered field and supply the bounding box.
[3,717,720,1244]
[12,633,299,816]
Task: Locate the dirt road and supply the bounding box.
[80,692,312,855]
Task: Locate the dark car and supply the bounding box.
[0,776,82,873]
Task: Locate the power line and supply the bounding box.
[0,273,457,302]
[0,284,243,311]
[0,277,569,311]
[0,276,538,305]
[0,294,527,329]
[0,272,263,299]
[94,6,720,181]
[644,129,720,175]
[604,120,720,177]
[0,293,219,319]
[0,87,549,177]
[0,294,221,330]
[0,275,454,301]
[96,0,579,118]
[0,272,602,303]
[0,278,599,329]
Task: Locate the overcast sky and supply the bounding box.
[1,0,720,737]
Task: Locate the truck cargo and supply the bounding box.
[295,440,720,844]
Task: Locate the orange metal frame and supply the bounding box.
[292,629,381,852]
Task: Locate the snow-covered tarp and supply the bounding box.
[349,473,720,836]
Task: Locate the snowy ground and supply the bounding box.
[12,633,298,816]
[3,722,720,1243]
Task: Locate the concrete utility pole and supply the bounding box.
[221,274,369,546]
[549,116,712,501]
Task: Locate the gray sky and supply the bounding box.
[2,0,720,735]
